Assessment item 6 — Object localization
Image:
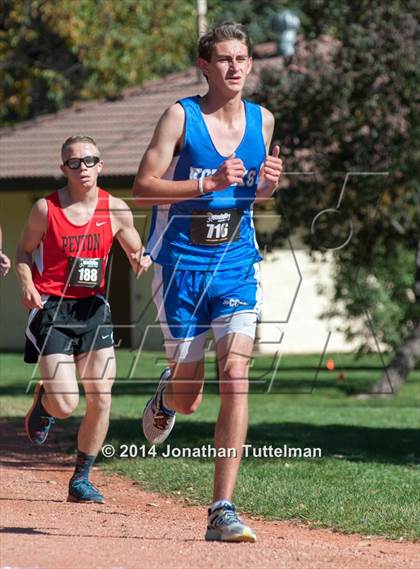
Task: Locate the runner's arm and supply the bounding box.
[256,108,283,202]
[110,197,151,275]
[132,104,201,207]
[15,199,48,309]
[132,103,247,207]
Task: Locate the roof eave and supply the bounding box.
[0,174,135,192]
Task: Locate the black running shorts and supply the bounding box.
[24,295,113,363]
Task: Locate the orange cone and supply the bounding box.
[326,358,335,371]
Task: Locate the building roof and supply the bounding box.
[0,69,207,189]
[1,35,341,190]
[0,56,283,190]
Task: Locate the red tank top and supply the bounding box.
[33,188,114,298]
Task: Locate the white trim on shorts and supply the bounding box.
[211,311,258,344]
[25,294,50,354]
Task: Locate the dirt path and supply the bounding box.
[1,421,418,569]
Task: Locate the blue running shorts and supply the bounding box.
[152,263,262,362]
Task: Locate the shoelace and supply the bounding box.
[153,412,171,431]
[152,387,174,430]
[72,477,101,494]
[212,506,240,527]
[37,416,55,430]
[85,481,101,493]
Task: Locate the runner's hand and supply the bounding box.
[130,247,152,276]
[206,153,245,192]
[258,146,283,191]
[21,285,43,309]
[0,252,11,277]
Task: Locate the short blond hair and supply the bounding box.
[61,135,99,160]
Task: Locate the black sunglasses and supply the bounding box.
[63,155,100,169]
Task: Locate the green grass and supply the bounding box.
[1,351,419,539]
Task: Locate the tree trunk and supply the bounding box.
[370,238,420,395]
[369,320,420,394]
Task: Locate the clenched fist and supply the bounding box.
[21,285,43,310]
[0,251,11,277]
[259,145,283,191]
[130,247,152,277]
[203,153,246,193]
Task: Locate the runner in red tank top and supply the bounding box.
[15,135,151,504]
[32,187,114,298]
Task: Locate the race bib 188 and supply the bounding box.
[68,257,103,288]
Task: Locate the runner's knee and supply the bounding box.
[85,392,112,414]
[219,364,249,396]
[47,393,79,418]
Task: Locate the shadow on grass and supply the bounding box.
[104,418,419,467]
[0,375,399,397]
[2,413,418,472]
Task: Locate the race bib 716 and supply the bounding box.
[190,209,242,246]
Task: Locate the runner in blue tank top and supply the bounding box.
[133,22,283,543]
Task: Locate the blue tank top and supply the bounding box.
[147,95,266,270]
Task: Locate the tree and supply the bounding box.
[0,0,198,126]
[0,0,363,127]
[214,0,284,44]
[253,1,419,394]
